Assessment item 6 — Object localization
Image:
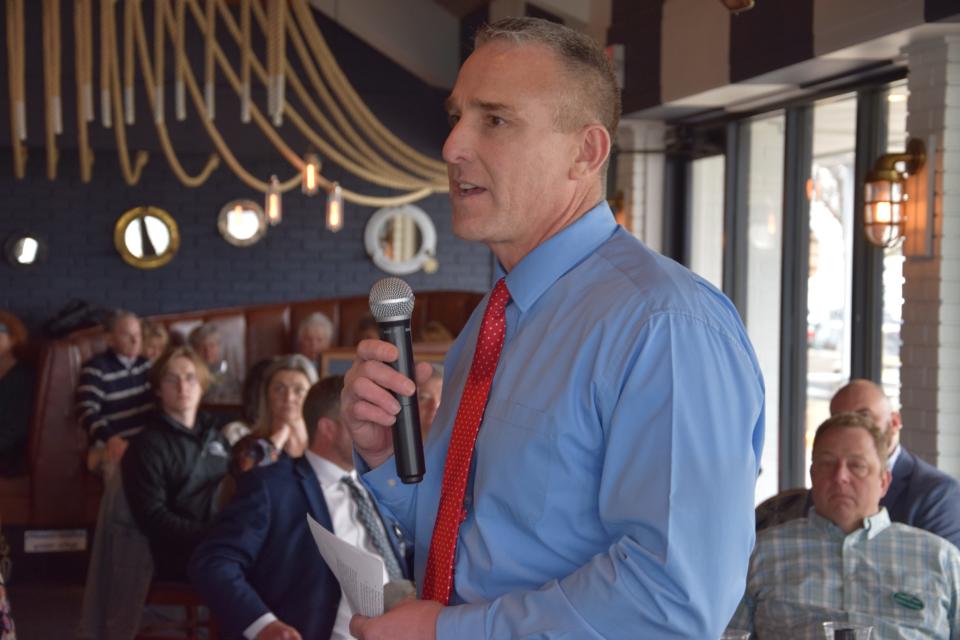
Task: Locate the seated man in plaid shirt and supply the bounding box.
[728,412,960,639]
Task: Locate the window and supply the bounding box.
[688,155,725,289]
[742,113,785,503]
[882,80,908,408]
[804,93,858,483]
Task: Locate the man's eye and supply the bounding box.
[488,115,504,126]
[447,114,460,127]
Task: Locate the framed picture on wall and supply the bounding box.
[320,344,447,378]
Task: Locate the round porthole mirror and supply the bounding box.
[218,199,267,247]
[4,232,47,268]
[364,205,437,276]
[114,206,180,269]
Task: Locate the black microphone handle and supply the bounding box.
[379,320,425,484]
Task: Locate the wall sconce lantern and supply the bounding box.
[863,138,929,254]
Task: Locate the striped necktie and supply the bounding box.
[340,475,404,582]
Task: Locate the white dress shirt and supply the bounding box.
[243,452,390,640]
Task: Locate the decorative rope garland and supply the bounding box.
[10,0,448,208]
[130,0,220,187]
[6,0,26,178]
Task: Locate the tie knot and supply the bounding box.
[491,278,510,308]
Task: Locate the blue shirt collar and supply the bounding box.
[497,201,617,313]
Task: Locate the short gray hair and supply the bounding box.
[105,309,139,332]
[474,17,620,141]
[813,412,890,468]
[297,312,334,341]
[188,322,220,348]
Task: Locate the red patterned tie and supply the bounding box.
[421,278,510,604]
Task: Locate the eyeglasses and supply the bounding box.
[270,383,309,398]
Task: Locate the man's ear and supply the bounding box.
[879,468,893,498]
[311,416,335,449]
[889,410,903,438]
[570,123,611,180]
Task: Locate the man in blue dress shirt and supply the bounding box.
[342,17,766,640]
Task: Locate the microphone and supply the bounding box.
[369,277,425,484]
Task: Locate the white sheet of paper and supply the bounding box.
[307,513,385,617]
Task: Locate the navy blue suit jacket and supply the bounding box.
[188,456,410,640]
[882,447,960,549]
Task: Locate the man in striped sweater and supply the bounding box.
[76,310,154,477]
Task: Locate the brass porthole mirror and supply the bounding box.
[114,206,180,269]
[217,199,267,247]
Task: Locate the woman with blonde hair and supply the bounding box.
[253,354,318,458]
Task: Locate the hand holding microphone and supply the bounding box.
[341,277,429,482]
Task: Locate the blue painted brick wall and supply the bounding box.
[0,2,495,333]
[0,152,492,332]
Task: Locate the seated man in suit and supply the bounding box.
[189,375,409,640]
[729,412,960,638]
[832,379,960,548]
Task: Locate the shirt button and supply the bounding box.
[387,478,397,488]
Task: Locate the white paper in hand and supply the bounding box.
[306,513,385,617]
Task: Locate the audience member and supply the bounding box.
[188,323,241,404]
[252,355,319,458]
[418,320,453,344]
[241,359,273,425]
[121,347,229,580]
[76,310,154,477]
[0,321,32,476]
[140,320,169,363]
[296,312,334,365]
[218,358,274,447]
[728,412,960,638]
[0,569,14,640]
[832,379,960,549]
[355,314,380,345]
[757,380,960,546]
[417,364,443,438]
[190,376,410,640]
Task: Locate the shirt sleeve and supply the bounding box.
[437,312,764,639]
[359,451,420,544]
[243,613,277,639]
[76,364,108,442]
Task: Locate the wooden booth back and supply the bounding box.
[0,290,483,528]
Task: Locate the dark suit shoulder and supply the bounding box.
[234,455,301,495]
[906,451,960,489]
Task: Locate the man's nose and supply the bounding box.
[832,462,852,483]
[442,120,472,165]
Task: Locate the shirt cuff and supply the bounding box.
[359,453,416,510]
[243,612,277,639]
[436,602,488,639]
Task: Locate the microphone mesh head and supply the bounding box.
[369,277,415,322]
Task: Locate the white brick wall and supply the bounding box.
[902,35,960,477]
